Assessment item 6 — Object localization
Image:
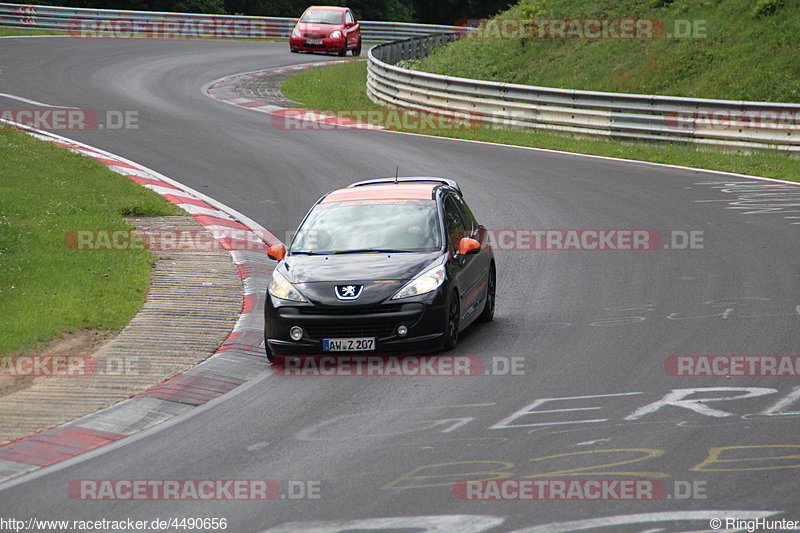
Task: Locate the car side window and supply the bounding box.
[453,195,478,235]
[444,196,467,253]
[345,11,354,24]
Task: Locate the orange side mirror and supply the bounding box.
[267,243,286,261]
[458,237,481,255]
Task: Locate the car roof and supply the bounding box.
[348,177,462,195]
[305,5,347,12]
[322,183,438,203]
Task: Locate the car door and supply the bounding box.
[443,194,483,321]
[344,9,359,48]
[454,193,492,319]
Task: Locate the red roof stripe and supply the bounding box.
[322,184,436,203]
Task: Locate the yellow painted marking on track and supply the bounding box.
[691,445,800,471]
[521,448,668,479]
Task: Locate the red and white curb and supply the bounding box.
[204,60,382,130]
[0,119,276,481]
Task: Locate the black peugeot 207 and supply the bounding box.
[264,177,495,360]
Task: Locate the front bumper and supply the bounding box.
[289,36,346,53]
[265,291,447,355]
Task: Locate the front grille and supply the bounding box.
[306,323,396,339]
[279,303,425,340]
[298,304,404,316]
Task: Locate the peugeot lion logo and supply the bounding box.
[335,284,363,300]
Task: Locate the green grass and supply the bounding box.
[282,60,377,110]
[0,128,183,355]
[280,60,800,182]
[0,28,68,37]
[415,0,800,103]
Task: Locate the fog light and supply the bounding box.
[397,324,408,337]
[290,326,304,341]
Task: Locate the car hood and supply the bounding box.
[281,251,441,282]
[294,22,342,34]
[277,251,443,305]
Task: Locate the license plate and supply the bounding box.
[307,39,323,45]
[323,337,375,352]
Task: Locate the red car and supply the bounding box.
[289,6,362,56]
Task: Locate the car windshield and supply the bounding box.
[299,10,342,24]
[291,200,442,254]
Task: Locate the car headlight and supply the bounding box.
[291,28,301,37]
[329,30,342,39]
[269,269,307,302]
[391,264,446,300]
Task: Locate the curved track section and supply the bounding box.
[0,38,798,532]
[0,121,277,481]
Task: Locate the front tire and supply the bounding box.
[443,291,460,350]
[338,46,347,57]
[478,264,496,322]
[352,39,361,56]
[264,335,280,363]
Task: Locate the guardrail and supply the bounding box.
[367,34,800,152]
[0,3,459,42]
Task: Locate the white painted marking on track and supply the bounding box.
[576,438,611,446]
[176,204,235,218]
[0,92,78,109]
[108,166,155,179]
[296,405,495,441]
[0,35,69,39]
[143,185,181,195]
[513,510,781,533]
[491,392,643,430]
[759,385,800,416]
[432,418,473,433]
[261,515,505,533]
[259,511,786,533]
[624,387,777,420]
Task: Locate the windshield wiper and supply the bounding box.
[327,249,417,255]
